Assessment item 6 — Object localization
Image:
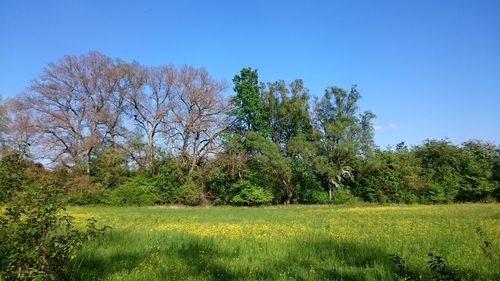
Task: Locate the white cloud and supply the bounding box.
[388,123,398,129]
[374,125,383,131]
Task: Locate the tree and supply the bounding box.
[124,63,175,172]
[313,85,375,202]
[171,66,229,173]
[229,68,269,136]
[0,98,7,148]
[245,131,293,203]
[414,139,462,202]
[457,140,498,201]
[354,146,423,203]
[16,52,127,173]
[263,79,313,147]
[260,79,315,203]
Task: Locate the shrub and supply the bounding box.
[178,177,204,206]
[108,176,160,206]
[0,190,108,280]
[206,166,234,205]
[154,160,189,204]
[0,153,27,203]
[230,180,273,206]
[299,189,329,204]
[331,187,357,204]
[65,189,110,205]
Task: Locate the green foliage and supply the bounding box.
[154,159,189,204]
[0,190,108,281]
[230,67,269,136]
[414,140,462,202]
[244,131,292,203]
[0,153,27,203]
[66,188,110,205]
[108,176,160,206]
[428,254,460,281]
[90,148,129,189]
[313,85,375,201]
[230,179,273,206]
[389,254,421,281]
[331,186,357,204]
[299,189,329,204]
[389,253,461,281]
[178,177,204,206]
[206,166,234,205]
[354,147,423,203]
[456,141,497,202]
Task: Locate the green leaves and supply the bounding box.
[230,68,269,135]
[0,191,109,280]
[230,179,273,206]
[313,85,374,201]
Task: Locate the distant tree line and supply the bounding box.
[1,52,498,205]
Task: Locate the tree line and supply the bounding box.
[1,51,498,205]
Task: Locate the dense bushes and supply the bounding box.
[2,138,497,208]
[352,140,499,204]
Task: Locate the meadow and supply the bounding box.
[65,204,500,281]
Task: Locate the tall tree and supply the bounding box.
[229,68,269,136]
[313,85,375,201]
[125,63,175,172]
[16,52,126,173]
[171,66,229,173]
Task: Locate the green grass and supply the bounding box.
[65,204,500,281]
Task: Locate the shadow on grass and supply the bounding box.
[67,231,487,281]
[66,231,492,281]
[168,239,240,280]
[66,231,146,281]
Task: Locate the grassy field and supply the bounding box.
[64,204,500,281]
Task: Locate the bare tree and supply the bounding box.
[171,66,229,173]
[9,53,230,176]
[17,52,126,173]
[1,99,38,157]
[125,63,176,172]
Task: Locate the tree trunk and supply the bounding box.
[86,149,92,175]
[284,190,293,204]
[147,133,156,173]
[284,178,293,204]
[189,132,200,174]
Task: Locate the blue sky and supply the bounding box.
[1,0,499,148]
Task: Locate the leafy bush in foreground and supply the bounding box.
[0,190,109,281]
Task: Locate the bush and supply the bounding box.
[206,166,234,205]
[90,148,129,189]
[331,187,357,204]
[108,176,161,206]
[178,177,204,206]
[0,190,108,280]
[65,189,110,205]
[230,180,273,206]
[154,160,189,204]
[299,189,329,204]
[0,153,27,203]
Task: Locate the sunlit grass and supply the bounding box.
[65,204,500,280]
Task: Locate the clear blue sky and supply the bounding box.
[1,0,499,148]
